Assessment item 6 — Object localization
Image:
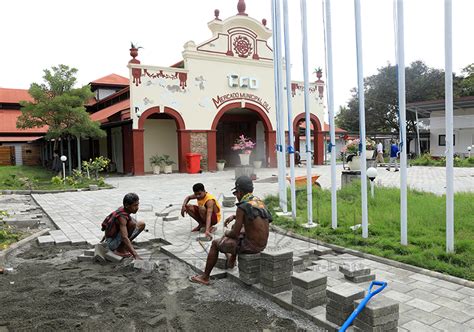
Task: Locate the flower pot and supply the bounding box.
[253,160,262,169]
[153,165,160,174]
[366,149,375,160]
[164,165,173,174]
[348,156,361,171]
[239,153,250,166]
[217,162,225,171]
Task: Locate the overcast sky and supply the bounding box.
[1,0,472,112]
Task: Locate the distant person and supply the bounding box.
[189,176,272,286]
[376,141,384,165]
[99,193,145,259]
[181,183,221,239]
[295,151,302,167]
[386,140,399,172]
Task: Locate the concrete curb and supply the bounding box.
[1,186,114,195]
[0,228,51,266]
[270,225,474,289]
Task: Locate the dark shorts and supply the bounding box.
[105,227,138,251]
[190,205,218,225]
[217,234,265,255]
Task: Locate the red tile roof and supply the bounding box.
[298,121,346,133]
[90,99,130,123]
[0,136,42,142]
[0,109,48,134]
[0,88,33,103]
[90,74,129,86]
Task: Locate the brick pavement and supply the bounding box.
[29,166,474,331]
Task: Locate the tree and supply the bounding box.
[17,64,105,142]
[458,63,474,97]
[335,61,465,133]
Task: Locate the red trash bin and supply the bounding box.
[185,153,201,174]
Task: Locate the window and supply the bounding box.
[438,134,455,146]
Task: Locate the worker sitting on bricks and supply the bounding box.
[181,183,221,239]
[189,176,272,286]
[99,193,145,260]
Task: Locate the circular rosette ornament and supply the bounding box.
[233,35,253,58]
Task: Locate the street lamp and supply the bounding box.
[60,155,67,180]
[468,146,472,158]
[367,167,378,198]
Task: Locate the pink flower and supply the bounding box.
[231,134,255,152]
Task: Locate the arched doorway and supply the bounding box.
[293,113,324,165]
[138,106,186,173]
[210,102,276,170]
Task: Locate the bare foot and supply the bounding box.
[209,226,217,233]
[189,275,209,286]
[113,250,133,258]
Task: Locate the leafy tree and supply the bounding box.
[458,63,474,97]
[335,61,466,133]
[17,64,105,143]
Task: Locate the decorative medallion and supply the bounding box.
[233,35,253,58]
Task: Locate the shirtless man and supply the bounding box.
[100,193,145,259]
[190,176,272,285]
[181,183,221,239]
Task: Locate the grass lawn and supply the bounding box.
[265,182,474,281]
[0,165,108,190]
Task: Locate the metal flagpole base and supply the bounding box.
[302,222,318,229]
[276,211,292,218]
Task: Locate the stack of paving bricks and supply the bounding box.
[260,250,293,294]
[291,271,327,309]
[237,253,261,285]
[353,296,399,332]
[326,283,365,327]
[339,263,375,283]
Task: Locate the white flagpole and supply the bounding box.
[396,0,408,246]
[300,0,315,227]
[282,0,297,220]
[271,0,288,213]
[354,0,369,238]
[323,0,338,229]
[444,0,454,253]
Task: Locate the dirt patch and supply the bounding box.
[0,243,319,331]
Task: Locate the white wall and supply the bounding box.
[4,143,22,165]
[143,119,179,172]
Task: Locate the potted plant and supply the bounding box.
[217,159,226,171]
[231,135,256,166]
[150,155,162,174]
[161,155,175,174]
[365,138,376,160]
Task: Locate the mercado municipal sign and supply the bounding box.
[212,92,271,112]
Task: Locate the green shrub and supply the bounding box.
[51,176,64,185]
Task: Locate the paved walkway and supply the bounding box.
[31,166,474,331]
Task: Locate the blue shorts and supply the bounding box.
[105,227,141,251]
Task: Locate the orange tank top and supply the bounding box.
[197,192,221,222]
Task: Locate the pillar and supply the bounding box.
[207,130,217,171]
[132,129,144,175]
[122,124,134,174]
[266,130,277,167]
[177,130,191,173]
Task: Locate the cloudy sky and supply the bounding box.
[1,0,472,111]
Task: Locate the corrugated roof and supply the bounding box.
[0,88,33,103]
[298,121,346,133]
[90,99,130,123]
[90,74,129,86]
[0,109,48,134]
[0,136,42,142]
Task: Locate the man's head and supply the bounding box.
[231,176,254,201]
[123,192,139,214]
[192,183,206,199]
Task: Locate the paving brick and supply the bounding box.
[291,271,327,289]
[432,306,472,323]
[406,288,440,302]
[292,295,326,309]
[345,273,375,283]
[326,306,353,320]
[83,249,95,257]
[402,319,441,332]
[354,317,398,332]
[432,286,467,301]
[105,251,124,263]
[260,258,293,271]
[292,289,326,301]
[382,290,413,303]
[327,283,365,305]
[262,282,292,294]
[260,276,292,288]
[293,283,327,296]
[133,260,155,271]
[356,311,399,326]
[354,296,399,317]
[163,215,179,221]
[261,249,293,261]
[326,312,346,326]
[402,308,443,325]
[339,264,371,278]
[238,253,261,262]
[312,245,333,256]
[37,235,54,246]
[77,254,95,262]
[326,299,354,313]
[293,256,304,266]
[260,270,291,282]
[239,263,260,274]
[406,298,440,313]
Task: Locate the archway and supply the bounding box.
[209,102,276,170]
[138,106,186,173]
[293,113,324,165]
